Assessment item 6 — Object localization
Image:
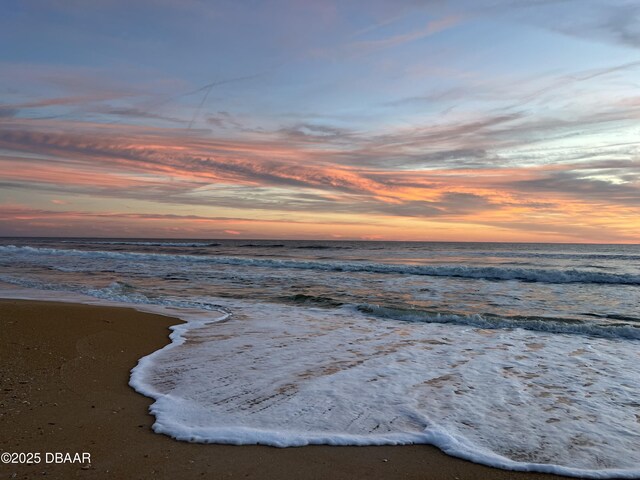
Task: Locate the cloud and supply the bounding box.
[0,123,384,196]
[1,74,640,242]
[549,2,640,49]
[510,171,640,206]
[468,0,640,50]
[0,205,361,226]
[347,14,464,53]
[99,107,186,124]
[16,93,129,109]
[0,106,18,118]
[277,123,355,145]
[207,111,244,129]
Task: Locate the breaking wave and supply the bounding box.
[355,304,640,340]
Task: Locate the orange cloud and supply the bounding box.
[1,116,639,243]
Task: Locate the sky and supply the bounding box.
[1,0,639,242]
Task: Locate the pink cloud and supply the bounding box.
[348,14,465,52]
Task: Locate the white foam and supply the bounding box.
[130,300,640,478]
[3,284,639,478]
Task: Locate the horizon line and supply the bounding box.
[1,235,638,246]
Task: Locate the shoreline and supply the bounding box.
[0,298,566,479]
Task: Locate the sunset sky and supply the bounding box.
[1,0,639,242]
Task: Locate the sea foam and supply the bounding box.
[129,300,640,478]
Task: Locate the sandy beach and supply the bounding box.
[0,299,567,480]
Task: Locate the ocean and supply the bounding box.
[1,238,639,478]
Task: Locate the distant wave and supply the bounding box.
[19,241,640,260]
[295,245,353,250]
[463,250,640,261]
[60,240,222,247]
[584,312,640,322]
[3,245,640,285]
[238,243,285,248]
[355,304,640,341]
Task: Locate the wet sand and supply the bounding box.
[0,299,566,479]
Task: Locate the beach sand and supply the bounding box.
[0,299,566,480]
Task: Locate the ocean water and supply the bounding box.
[1,238,639,478]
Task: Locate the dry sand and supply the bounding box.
[0,299,567,479]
